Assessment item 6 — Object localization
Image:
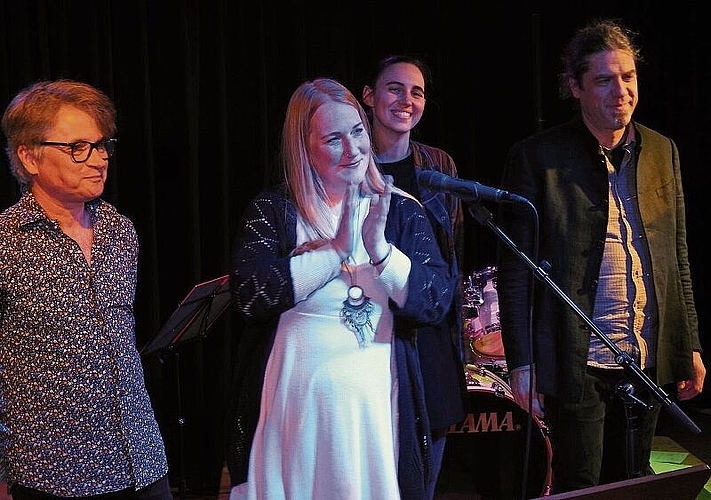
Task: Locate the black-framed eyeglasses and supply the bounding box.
[40,138,118,163]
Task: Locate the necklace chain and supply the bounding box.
[343,196,361,285]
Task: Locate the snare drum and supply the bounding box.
[438,365,552,499]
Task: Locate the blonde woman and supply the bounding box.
[226,78,454,500]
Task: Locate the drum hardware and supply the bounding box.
[462,273,485,309]
[462,266,508,379]
[465,363,508,399]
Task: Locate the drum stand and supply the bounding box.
[466,201,702,486]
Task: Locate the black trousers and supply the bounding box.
[545,367,661,494]
[9,474,172,500]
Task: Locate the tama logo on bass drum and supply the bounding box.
[447,411,519,434]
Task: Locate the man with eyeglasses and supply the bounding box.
[40,137,118,164]
[0,80,172,499]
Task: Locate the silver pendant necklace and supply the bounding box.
[340,198,374,348]
[341,263,375,348]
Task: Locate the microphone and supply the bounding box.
[416,169,528,204]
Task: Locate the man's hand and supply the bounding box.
[677,350,706,401]
[509,365,545,418]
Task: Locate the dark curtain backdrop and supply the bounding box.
[1,0,709,495]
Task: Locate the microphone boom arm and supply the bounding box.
[468,201,701,435]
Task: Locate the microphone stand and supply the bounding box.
[467,201,701,490]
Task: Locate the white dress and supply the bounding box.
[233,199,403,500]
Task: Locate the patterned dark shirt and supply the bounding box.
[0,191,168,495]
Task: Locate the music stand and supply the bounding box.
[140,274,230,500]
[140,274,231,356]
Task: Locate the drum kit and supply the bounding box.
[438,266,553,499]
[462,265,507,378]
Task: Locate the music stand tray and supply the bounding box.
[533,463,711,500]
[140,274,230,357]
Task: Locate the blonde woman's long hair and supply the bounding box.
[281,78,387,239]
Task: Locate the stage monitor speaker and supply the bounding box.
[532,464,711,500]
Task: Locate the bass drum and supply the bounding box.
[437,365,552,499]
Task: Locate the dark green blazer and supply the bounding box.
[496,115,700,401]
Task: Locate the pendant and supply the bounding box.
[341,285,375,348]
[347,285,365,306]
